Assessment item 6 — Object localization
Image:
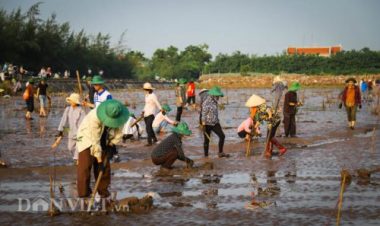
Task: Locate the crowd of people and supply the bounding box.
[1,71,380,209]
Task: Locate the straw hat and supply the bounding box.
[66,93,81,105]
[245,94,266,107]
[273,76,282,84]
[143,82,155,90]
[97,100,130,128]
[171,122,192,136]
[288,82,301,91]
[208,86,224,97]
[345,78,357,84]
[91,75,105,85]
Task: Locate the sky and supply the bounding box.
[1,0,379,58]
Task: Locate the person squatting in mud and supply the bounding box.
[142,82,162,146]
[76,100,129,200]
[201,86,229,158]
[244,94,287,158]
[151,122,194,169]
[283,82,302,137]
[339,78,362,130]
[152,104,178,134]
[57,93,86,164]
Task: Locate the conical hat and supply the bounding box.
[245,94,266,107]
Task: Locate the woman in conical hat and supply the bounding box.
[56,93,86,163]
[242,94,287,158]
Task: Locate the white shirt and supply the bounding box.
[94,89,112,109]
[122,117,143,137]
[152,112,175,127]
[143,93,161,117]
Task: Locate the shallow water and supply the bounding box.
[0,88,380,225]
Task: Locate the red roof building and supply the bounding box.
[287,45,342,57]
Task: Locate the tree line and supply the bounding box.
[1,3,380,81]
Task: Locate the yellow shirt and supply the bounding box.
[345,87,356,107]
[76,109,123,158]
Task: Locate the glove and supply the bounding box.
[359,104,362,109]
[56,131,63,137]
[338,103,342,109]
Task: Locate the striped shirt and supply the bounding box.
[94,89,112,109]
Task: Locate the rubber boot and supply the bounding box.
[271,138,287,156]
[264,141,273,159]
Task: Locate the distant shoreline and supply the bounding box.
[198,73,380,88]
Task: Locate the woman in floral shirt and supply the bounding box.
[201,86,229,158]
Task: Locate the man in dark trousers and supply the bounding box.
[283,82,301,137]
[151,122,194,169]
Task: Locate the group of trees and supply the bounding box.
[1,3,380,80]
[0,3,135,78]
[205,48,380,75]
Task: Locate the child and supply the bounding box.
[122,113,143,142]
[57,93,86,163]
[152,104,177,133]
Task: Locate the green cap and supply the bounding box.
[91,75,105,85]
[288,82,300,92]
[171,122,192,136]
[208,86,224,97]
[96,100,130,128]
[162,104,172,112]
[28,78,35,84]
[86,76,93,82]
[179,78,187,84]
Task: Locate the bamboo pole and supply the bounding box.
[336,173,347,226]
[246,136,251,157]
[76,70,83,97]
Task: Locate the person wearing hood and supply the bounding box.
[175,78,187,121]
[57,93,86,163]
[151,122,194,169]
[339,78,361,129]
[201,86,229,158]
[152,104,177,133]
[283,82,302,137]
[76,100,129,199]
[142,82,162,146]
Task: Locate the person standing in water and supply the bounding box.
[201,86,229,158]
[175,78,187,121]
[36,78,48,117]
[57,93,86,164]
[283,82,302,137]
[339,78,361,129]
[142,82,162,146]
[24,79,35,120]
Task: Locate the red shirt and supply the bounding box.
[187,82,195,97]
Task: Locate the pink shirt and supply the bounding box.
[237,117,253,133]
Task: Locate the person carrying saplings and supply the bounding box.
[151,122,194,169]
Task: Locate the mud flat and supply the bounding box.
[0,88,379,225]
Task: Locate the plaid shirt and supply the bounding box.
[151,133,186,161]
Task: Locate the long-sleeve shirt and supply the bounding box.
[283,91,298,115]
[151,133,186,161]
[144,93,162,117]
[152,112,175,128]
[341,86,361,107]
[187,82,195,97]
[58,106,86,139]
[201,95,219,126]
[237,117,253,133]
[76,109,123,158]
[175,85,186,107]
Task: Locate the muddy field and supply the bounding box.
[0,88,379,225]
